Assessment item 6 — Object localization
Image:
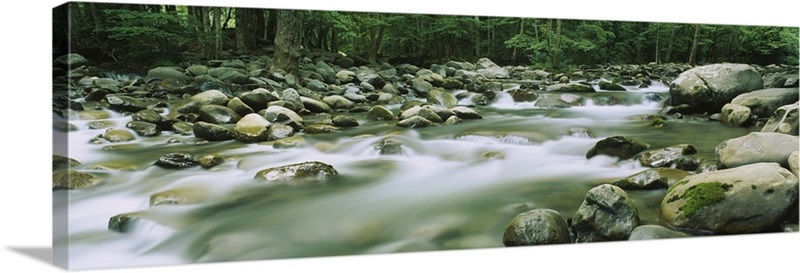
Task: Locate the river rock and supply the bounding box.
[586,136,648,160]
[171,121,193,135]
[445,60,476,71]
[102,128,136,143]
[105,95,148,113]
[155,153,199,169]
[268,123,295,140]
[598,80,626,91]
[416,107,444,123]
[199,154,225,169]
[572,184,640,242]
[397,116,437,128]
[226,97,255,116]
[332,115,359,127]
[76,110,111,120]
[545,83,595,93]
[761,102,798,135]
[126,121,159,137]
[198,105,241,124]
[399,106,422,120]
[411,78,433,94]
[254,161,338,185]
[475,58,509,79]
[503,209,571,246]
[234,113,271,143]
[628,225,690,240]
[304,124,339,134]
[281,88,304,111]
[190,90,229,106]
[612,168,691,190]
[53,170,99,189]
[450,106,483,119]
[306,79,327,92]
[426,89,458,106]
[720,103,752,127]
[535,93,584,108]
[674,156,704,172]
[730,88,799,117]
[53,155,80,171]
[638,144,697,168]
[322,95,354,109]
[669,63,763,113]
[132,109,162,124]
[150,187,209,206]
[192,121,235,141]
[239,89,278,112]
[423,105,455,120]
[508,89,537,102]
[145,66,192,82]
[300,97,332,113]
[263,106,304,131]
[186,65,209,76]
[661,163,798,233]
[356,71,386,89]
[335,69,356,83]
[367,106,396,121]
[696,161,719,173]
[790,151,799,177]
[715,132,799,168]
[54,53,88,67]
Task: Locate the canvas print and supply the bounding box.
[52,1,800,270]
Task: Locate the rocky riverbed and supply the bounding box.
[52,51,799,269]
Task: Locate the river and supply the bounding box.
[53,81,759,269]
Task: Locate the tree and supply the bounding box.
[235,8,260,52]
[688,24,701,66]
[273,9,302,76]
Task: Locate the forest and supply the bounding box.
[53,2,799,72]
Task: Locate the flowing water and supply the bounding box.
[54,81,759,269]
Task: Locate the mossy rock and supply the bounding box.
[503,209,571,246]
[53,155,80,171]
[53,170,100,190]
[661,163,799,233]
[367,106,396,121]
[150,187,210,207]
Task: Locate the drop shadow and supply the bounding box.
[7,247,53,265]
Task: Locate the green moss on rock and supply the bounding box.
[679,182,732,217]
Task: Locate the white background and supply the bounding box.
[1,0,798,272]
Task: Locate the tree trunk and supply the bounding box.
[265,10,278,44]
[665,26,678,63]
[330,27,339,53]
[688,24,701,66]
[655,23,660,64]
[552,19,562,68]
[222,8,233,30]
[273,10,302,77]
[213,7,222,59]
[235,8,259,52]
[512,18,524,64]
[368,23,385,64]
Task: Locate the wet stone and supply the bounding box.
[53,170,100,189]
[102,128,136,143]
[126,121,160,136]
[155,153,199,169]
[199,154,225,169]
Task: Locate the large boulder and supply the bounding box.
[789,151,799,177]
[475,58,510,79]
[572,184,640,242]
[586,136,648,160]
[669,63,763,113]
[730,88,799,117]
[761,102,798,135]
[503,209,572,246]
[715,132,799,168]
[661,163,798,233]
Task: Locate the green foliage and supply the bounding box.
[101,9,192,65]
